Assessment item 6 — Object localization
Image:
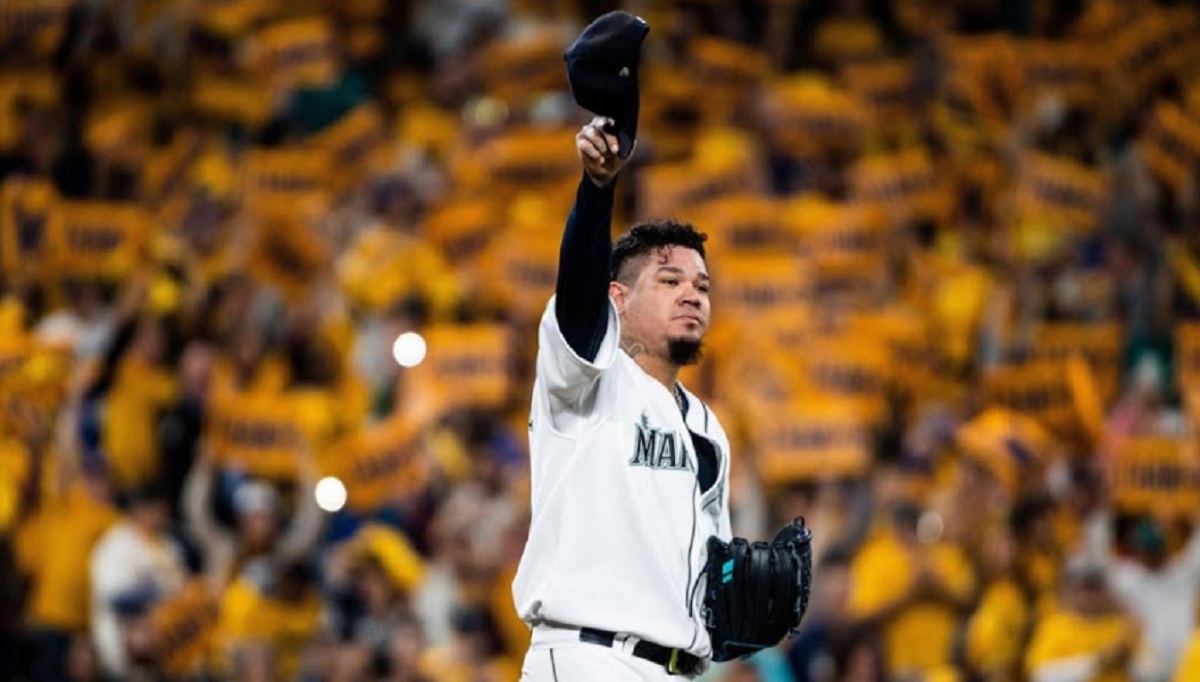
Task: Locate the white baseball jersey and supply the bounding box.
[512,295,733,659]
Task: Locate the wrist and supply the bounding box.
[585,170,616,188]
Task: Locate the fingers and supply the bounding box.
[580,117,620,157]
[580,126,610,157]
[604,132,620,156]
[577,135,604,162]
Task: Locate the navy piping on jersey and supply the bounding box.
[685,475,698,624]
[677,388,718,494]
[688,571,704,651]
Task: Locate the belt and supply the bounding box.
[578,627,702,676]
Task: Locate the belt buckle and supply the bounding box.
[667,648,682,675]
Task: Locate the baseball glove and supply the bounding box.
[701,517,813,662]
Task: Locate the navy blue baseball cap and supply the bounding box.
[564,11,649,160]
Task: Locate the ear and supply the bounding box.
[608,280,628,315]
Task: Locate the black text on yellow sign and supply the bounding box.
[51,201,149,278]
[149,581,220,678]
[753,404,871,484]
[1112,437,1200,517]
[206,394,308,479]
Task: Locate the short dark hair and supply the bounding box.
[611,219,707,285]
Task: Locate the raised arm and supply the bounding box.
[554,117,630,362]
[273,450,325,563]
[182,449,229,549]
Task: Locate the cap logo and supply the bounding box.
[619,66,630,78]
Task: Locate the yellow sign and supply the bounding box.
[801,336,890,425]
[405,324,512,413]
[754,402,872,484]
[935,77,986,148]
[247,219,330,302]
[850,149,952,224]
[1018,39,1106,109]
[714,256,811,321]
[422,199,500,268]
[0,336,28,383]
[638,66,703,162]
[942,34,1020,101]
[487,226,559,320]
[477,31,567,104]
[1066,356,1105,445]
[844,308,931,397]
[766,76,868,156]
[0,70,58,149]
[254,17,338,91]
[1112,437,1200,517]
[981,361,1075,438]
[0,339,63,441]
[206,392,307,479]
[690,36,771,89]
[841,59,914,124]
[1167,240,1200,317]
[190,73,274,127]
[1113,5,1200,96]
[640,161,753,218]
[325,416,427,512]
[315,104,387,191]
[0,178,55,280]
[788,197,886,281]
[196,0,279,37]
[0,0,72,56]
[1138,101,1200,192]
[718,341,808,413]
[1014,152,1106,232]
[1176,322,1200,390]
[688,37,770,122]
[477,127,578,194]
[142,132,204,205]
[1030,322,1122,405]
[243,147,331,220]
[691,194,796,258]
[149,581,220,678]
[51,201,149,278]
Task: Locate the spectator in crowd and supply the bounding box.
[19,472,117,682]
[216,559,323,681]
[324,524,426,682]
[183,448,324,589]
[1082,510,1200,682]
[89,482,187,680]
[846,467,975,680]
[787,549,857,682]
[966,525,1032,682]
[1025,556,1141,682]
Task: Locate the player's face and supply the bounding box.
[613,245,710,363]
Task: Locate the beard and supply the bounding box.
[667,337,703,366]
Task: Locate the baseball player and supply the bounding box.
[513,13,812,680]
[511,106,731,678]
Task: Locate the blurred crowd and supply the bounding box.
[2,0,1200,681]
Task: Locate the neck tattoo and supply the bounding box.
[620,336,646,359]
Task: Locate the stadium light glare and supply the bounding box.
[392,331,427,367]
[314,476,347,512]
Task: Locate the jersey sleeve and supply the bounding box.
[536,293,620,412]
[555,173,617,361]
